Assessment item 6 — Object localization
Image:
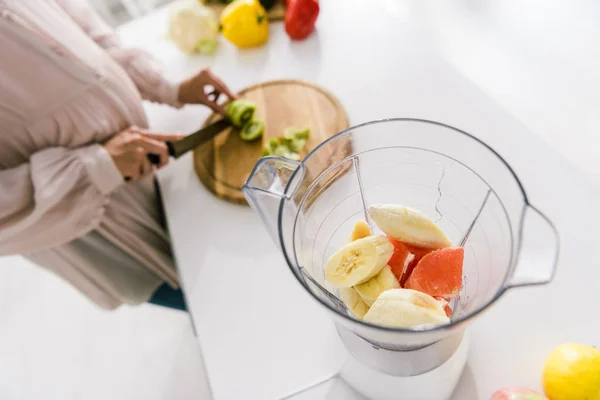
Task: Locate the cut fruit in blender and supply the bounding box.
[400,243,434,286]
[405,247,464,297]
[368,204,452,249]
[325,235,394,288]
[350,220,372,242]
[339,287,370,319]
[354,265,400,306]
[386,237,415,281]
[363,288,450,328]
[434,296,453,318]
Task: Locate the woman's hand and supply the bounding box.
[104,126,184,181]
[177,68,238,115]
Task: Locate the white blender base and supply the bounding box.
[286,332,469,400]
[339,332,470,400]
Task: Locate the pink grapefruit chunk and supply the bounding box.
[400,243,433,286]
[434,296,453,318]
[386,237,413,282]
[405,247,464,297]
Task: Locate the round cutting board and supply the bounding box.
[193,80,350,205]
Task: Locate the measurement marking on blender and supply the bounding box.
[459,189,492,247]
[352,156,371,226]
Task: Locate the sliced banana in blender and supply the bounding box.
[363,288,450,328]
[354,265,400,306]
[325,235,394,288]
[368,204,452,249]
[339,287,370,319]
[350,220,372,242]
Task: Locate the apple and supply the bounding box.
[490,387,548,400]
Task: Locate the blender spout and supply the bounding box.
[242,157,304,248]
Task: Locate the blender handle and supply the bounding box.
[504,205,560,289]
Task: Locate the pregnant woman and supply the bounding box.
[0,0,236,311]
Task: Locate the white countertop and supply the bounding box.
[118,1,600,399]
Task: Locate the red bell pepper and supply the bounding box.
[285,0,319,40]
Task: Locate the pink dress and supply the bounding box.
[0,0,184,309]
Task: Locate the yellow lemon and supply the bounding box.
[542,343,600,400]
[220,0,269,49]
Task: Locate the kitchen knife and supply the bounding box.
[147,118,231,164]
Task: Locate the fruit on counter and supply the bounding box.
[386,237,414,282]
[405,247,464,297]
[168,1,220,54]
[220,0,269,48]
[490,387,548,400]
[325,235,394,288]
[354,265,400,306]
[368,204,452,249]
[542,343,600,400]
[350,220,372,242]
[339,287,370,319]
[240,119,265,141]
[285,0,319,40]
[226,99,257,127]
[363,288,450,328]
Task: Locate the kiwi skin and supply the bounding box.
[240,119,264,141]
[226,100,257,128]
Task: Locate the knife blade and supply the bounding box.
[147,118,231,164]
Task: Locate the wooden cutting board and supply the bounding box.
[193,80,350,205]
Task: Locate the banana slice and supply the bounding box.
[340,287,370,319]
[325,235,394,288]
[368,204,451,249]
[363,288,450,328]
[350,220,372,242]
[354,265,400,306]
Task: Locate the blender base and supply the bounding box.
[339,331,469,400]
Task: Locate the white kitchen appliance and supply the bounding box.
[242,119,559,399]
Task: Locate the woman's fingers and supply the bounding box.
[138,129,185,143]
[132,136,168,158]
[140,156,153,177]
[206,70,238,100]
[208,101,226,115]
[207,89,221,103]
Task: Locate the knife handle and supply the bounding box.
[147,142,175,165]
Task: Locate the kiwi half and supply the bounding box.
[240,119,264,141]
[226,99,257,128]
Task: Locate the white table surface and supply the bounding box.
[118,1,600,399]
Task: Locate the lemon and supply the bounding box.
[542,343,600,400]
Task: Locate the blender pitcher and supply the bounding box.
[243,118,559,399]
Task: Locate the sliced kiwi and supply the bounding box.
[283,126,311,140]
[274,146,301,161]
[240,119,264,141]
[262,137,279,156]
[226,99,257,128]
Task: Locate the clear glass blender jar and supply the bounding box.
[243,118,559,359]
